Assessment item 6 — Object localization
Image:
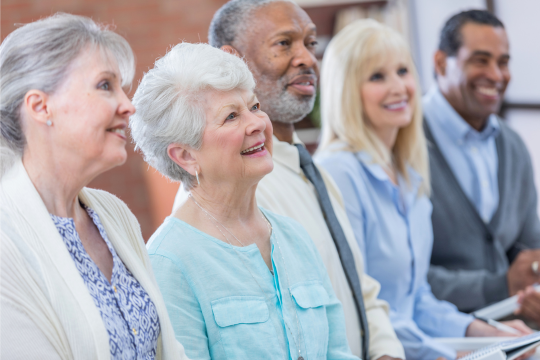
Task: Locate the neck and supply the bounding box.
[22,146,95,218]
[438,85,489,131]
[374,126,399,152]
[188,179,260,226]
[271,120,295,144]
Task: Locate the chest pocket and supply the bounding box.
[290,281,330,359]
[211,296,284,360]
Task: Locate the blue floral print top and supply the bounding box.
[50,205,160,360]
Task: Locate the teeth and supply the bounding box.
[241,143,264,154]
[109,128,125,136]
[384,100,407,110]
[477,87,498,96]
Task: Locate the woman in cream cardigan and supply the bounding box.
[0,14,188,360]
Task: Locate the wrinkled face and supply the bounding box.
[47,47,135,173]
[196,88,274,187]
[361,55,416,135]
[442,23,510,121]
[238,1,319,123]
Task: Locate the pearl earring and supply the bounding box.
[196,170,200,186]
[46,120,52,127]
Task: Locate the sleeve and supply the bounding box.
[428,265,509,311]
[413,281,474,338]
[319,160,405,359]
[149,253,211,360]
[390,310,457,360]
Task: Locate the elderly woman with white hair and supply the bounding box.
[0,14,188,360]
[130,42,358,360]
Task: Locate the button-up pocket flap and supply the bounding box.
[211,296,269,327]
[290,281,329,309]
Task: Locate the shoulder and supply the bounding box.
[498,119,530,157]
[261,208,313,245]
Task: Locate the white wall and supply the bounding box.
[494,0,540,103]
[409,0,486,93]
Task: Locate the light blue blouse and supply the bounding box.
[147,208,358,360]
[316,148,474,360]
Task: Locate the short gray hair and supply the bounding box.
[130,42,255,189]
[209,0,295,48]
[0,13,135,173]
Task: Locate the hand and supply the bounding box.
[435,358,448,360]
[507,249,540,295]
[465,319,532,337]
[515,285,540,324]
[456,351,471,359]
[376,356,403,360]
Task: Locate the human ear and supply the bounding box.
[221,45,242,59]
[167,143,199,176]
[434,50,448,77]
[23,90,51,126]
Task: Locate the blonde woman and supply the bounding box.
[315,19,532,360]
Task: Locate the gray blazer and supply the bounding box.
[426,119,540,312]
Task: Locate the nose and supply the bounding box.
[388,72,407,94]
[119,88,136,117]
[290,43,318,71]
[245,110,266,136]
[486,61,504,84]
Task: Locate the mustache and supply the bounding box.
[280,69,318,88]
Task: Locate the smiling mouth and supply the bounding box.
[383,100,408,110]
[476,86,499,97]
[241,143,265,155]
[107,127,126,138]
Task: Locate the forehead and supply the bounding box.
[459,23,509,55]
[249,1,315,37]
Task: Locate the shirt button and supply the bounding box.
[132,328,137,335]
[113,286,117,293]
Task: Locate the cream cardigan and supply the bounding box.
[0,160,189,360]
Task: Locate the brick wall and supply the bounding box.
[1,0,228,240]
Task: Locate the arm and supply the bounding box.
[149,253,211,360]
[427,265,508,312]
[413,281,474,338]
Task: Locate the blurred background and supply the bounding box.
[2,0,539,240]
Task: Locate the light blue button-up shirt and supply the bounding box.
[423,87,501,223]
[316,148,474,360]
[147,208,358,360]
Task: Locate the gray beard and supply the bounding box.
[254,71,316,124]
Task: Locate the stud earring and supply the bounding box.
[196,170,200,186]
[46,120,52,127]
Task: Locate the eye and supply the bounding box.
[251,103,260,111]
[307,40,319,48]
[369,72,384,82]
[225,112,237,121]
[397,67,408,76]
[277,39,290,47]
[98,81,110,91]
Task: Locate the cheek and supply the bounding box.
[361,83,385,117]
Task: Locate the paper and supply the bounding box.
[473,284,540,320]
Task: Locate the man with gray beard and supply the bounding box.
[172,1,405,359]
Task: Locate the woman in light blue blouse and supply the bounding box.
[130,42,358,360]
[315,19,531,360]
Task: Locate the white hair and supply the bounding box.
[130,42,256,189]
[0,13,135,175]
[208,0,295,48]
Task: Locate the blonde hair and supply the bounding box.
[318,19,430,195]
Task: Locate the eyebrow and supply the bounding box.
[471,50,510,60]
[272,25,317,37]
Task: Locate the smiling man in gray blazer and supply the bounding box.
[424,10,540,324]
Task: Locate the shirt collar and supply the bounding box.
[354,150,423,203]
[423,86,500,144]
[270,133,303,175]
